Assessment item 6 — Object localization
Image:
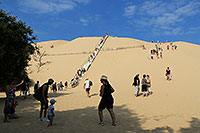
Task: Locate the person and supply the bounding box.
[98,75,116,126]
[160,51,163,59]
[4,79,24,122]
[34,81,40,94]
[83,78,92,98]
[26,83,31,96]
[156,51,159,59]
[48,99,56,127]
[141,74,148,97]
[39,78,54,121]
[64,81,68,89]
[175,45,177,50]
[167,45,169,50]
[165,67,172,80]
[59,81,64,91]
[146,75,152,95]
[7,101,19,119]
[21,83,27,99]
[52,82,57,92]
[132,74,140,97]
[71,79,74,88]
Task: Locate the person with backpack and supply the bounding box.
[38,78,54,121]
[83,78,93,98]
[34,81,40,94]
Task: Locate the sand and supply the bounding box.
[0,36,200,132]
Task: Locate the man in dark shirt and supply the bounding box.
[39,78,54,121]
[165,67,171,80]
[133,74,140,97]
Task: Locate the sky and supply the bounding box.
[1,0,200,44]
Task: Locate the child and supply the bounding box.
[48,99,56,127]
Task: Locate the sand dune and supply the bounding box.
[0,36,200,132]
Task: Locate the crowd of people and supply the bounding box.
[71,33,109,88]
[150,41,178,60]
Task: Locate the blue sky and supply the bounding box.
[1,0,200,44]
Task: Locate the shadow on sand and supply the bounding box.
[180,117,200,133]
[0,103,174,132]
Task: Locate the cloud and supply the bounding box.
[79,15,100,26]
[124,5,136,17]
[80,17,89,26]
[125,0,200,35]
[18,0,90,14]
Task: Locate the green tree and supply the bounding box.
[0,9,37,90]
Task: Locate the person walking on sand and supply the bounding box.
[165,67,172,81]
[132,74,140,97]
[160,51,163,59]
[147,75,152,95]
[141,74,148,97]
[83,78,92,98]
[47,99,56,127]
[3,79,24,122]
[98,75,116,126]
[39,78,54,121]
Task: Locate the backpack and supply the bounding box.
[33,87,42,101]
[89,81,93,86]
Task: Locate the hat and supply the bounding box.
[50,99,56,104]
[100,75,108,81]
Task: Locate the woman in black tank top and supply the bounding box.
[98,75,116,126]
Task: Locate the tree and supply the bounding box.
[0,9,37,90]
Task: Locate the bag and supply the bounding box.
[89,81,93,86]
[33,87,42,101]
[132,82,136,86]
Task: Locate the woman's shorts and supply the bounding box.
[142,85,148,92]
[98,98,114,110]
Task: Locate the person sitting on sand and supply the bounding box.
[132,74,140,97]
[147,75,152,95]
[4,79,24,122]
[165,67,172,81]
[98,75,116,126]
[83,78,92,98]
[48,99,56,127]
[141,74,148,97]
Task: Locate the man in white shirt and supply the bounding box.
[83,78,92,98]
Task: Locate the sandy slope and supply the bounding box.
[0,37,200,132]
